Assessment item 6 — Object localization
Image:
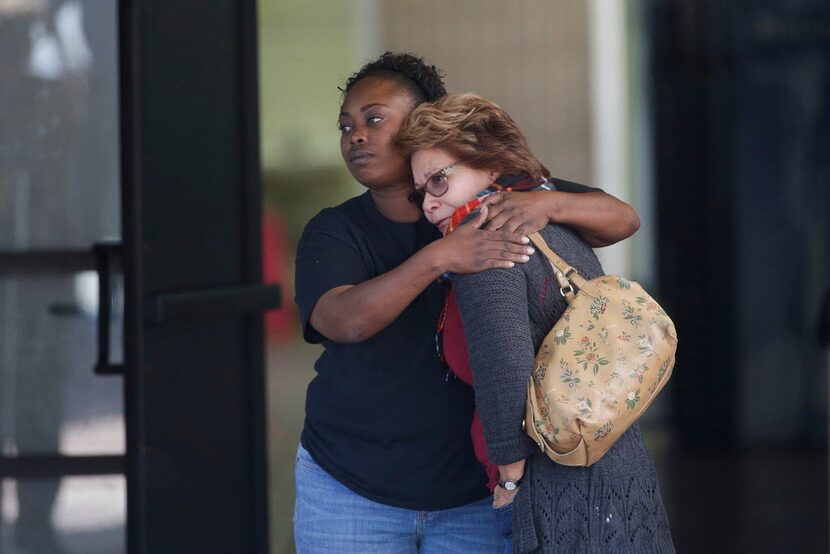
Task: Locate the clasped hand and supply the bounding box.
[436,191,553,274]
[437,204,535,273]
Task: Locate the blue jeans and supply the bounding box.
[494,501,513,554]
[293,443,507,553]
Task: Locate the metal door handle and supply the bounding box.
[92,241,124,375]
[148,284,281,324]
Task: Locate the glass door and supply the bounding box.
[0,2,125,553]
[1,2,272,552]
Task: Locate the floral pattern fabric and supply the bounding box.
[526,255,678,467]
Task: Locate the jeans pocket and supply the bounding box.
[295,443,320,471]
[494,501,514,547]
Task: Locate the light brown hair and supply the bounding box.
[395,92,550,179]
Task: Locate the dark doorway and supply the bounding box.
[650,0,829,551]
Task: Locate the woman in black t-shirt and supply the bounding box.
[293,53,641,553]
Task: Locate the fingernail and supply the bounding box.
[527,247,535,255]
[521,236,530,243]
[521,255,530,262]
[508,262,515,267]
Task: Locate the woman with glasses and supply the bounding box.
[293,53,642,552]
[396,92,674,553]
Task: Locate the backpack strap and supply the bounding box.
[528,232,589,301]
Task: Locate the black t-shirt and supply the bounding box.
[295,192,487,510]
[294,180,598,510]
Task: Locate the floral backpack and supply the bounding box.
[524,232,677,466]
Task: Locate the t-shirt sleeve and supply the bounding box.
[294,209,372,344]
[549,177,602,194]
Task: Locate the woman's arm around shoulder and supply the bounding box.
[480,183,640,247]
[301,210,535,344]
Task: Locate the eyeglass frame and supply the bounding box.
[408,162,458,206]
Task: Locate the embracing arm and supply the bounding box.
[309,213,534,344]
[308,239,446,343]
[482,188,640,248]
[549,190,640,247]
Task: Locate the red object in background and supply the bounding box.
[262,206,296,343]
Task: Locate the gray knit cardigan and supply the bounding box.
[453,223,675,553]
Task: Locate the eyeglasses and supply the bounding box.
[408,162,458,206]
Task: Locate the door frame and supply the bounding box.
[120,1,272,552]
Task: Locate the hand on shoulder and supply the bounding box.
[428,207,536,274]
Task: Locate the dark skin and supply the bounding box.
[309,76,639,343]
[480,188,640,246]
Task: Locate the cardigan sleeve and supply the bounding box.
[453,267,538,465]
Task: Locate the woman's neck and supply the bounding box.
[369,184,422,223]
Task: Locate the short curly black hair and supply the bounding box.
[340,52,447,104]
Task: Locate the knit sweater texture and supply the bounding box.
[453,222,675,553]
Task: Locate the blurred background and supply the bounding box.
[0,0,827,553]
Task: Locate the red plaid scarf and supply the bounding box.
[443,174,550,235]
